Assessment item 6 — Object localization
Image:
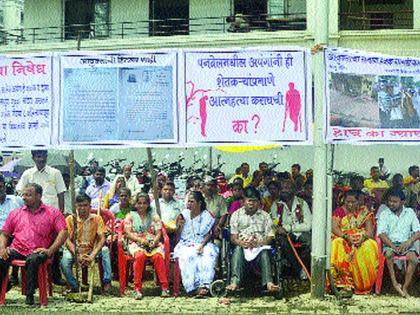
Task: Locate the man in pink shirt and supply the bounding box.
[0,183,67,305]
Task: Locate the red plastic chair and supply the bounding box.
[91,209,116,259]
[117,220,170,296]
[0,259,53,306]
[375,236,420,294]
[173,258,182,297]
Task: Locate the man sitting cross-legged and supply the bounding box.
[60,193,112,294]
[377,189,420,297]
[226,187,279,293]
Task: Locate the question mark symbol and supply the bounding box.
[251,114,260,133]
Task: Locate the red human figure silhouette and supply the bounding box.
[282,82,302,132]
[199,94,208,137]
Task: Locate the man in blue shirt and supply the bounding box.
[0,175,24,229]
[0,174,24,284]
[377,189,420,297]
[85,167,110,209]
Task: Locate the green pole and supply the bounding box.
[310,0,329,299]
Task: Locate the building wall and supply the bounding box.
[2,0,23,30]
[110,0,149,37]
[24,0,62,29]
[190,0,230,34]
[23,0,62,42]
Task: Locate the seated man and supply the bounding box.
[377,189,420,297]
[201,177,227,246]
[271,179,312,280]
[151,181,183,232]
[226,187,279,293]
[151,181,183,250]
[0,183,67,305]
[364,166,389,193]
[61,194,112,293]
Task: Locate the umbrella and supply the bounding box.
[0,159,21,177]
[14,153,82,175]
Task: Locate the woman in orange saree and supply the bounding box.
[331,190,379,294]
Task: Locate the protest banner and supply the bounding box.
[325,47,420,143]
[183,47,312,145]
[59,50,178,145]
[0,54,55,147]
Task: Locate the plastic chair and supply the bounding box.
[375,236,420,294]
[117,220,170,296]
[91,209,116,259]
[0,259,53,306]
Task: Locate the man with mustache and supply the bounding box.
[271,178,312,280]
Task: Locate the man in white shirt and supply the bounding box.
[377,189,420,297]
[151,181,183,249]
[378,158,391,181]
[122,164,142,196]
[271,179,312,280]
[16,150,66,213]
[151,181,183,228]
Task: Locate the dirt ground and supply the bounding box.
[2,277,420,314]
[329,89,380,128]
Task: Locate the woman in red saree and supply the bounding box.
[331,190,379,294]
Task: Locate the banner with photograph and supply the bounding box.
[0,54,55,147]
[326,47,420,143]
[183,47,312,145]
[59,50,178,145]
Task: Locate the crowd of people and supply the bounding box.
[0,150,420,305]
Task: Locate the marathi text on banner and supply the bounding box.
[0,55,54,147]
[59,51,178,145]
[325,47,420,143]
[184,48,312,144]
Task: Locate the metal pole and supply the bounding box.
[310,0,329,299]
[325,144,335,270]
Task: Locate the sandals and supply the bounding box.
[195,287,209,298]
[266,283,280,293]
[134,291,143,300]
[226,284,239,292]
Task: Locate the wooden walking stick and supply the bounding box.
[97,191,102,216]
[87,261,96,303]
[147,147,161,218]
[69,150,81,293]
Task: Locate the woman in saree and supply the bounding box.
[124,193,170,299]
[331,190,379,294]
[174,191,219,297]
[104,175,126,209]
